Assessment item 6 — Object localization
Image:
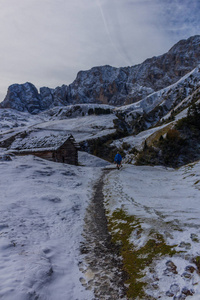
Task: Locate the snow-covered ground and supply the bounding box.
[79,151,110,167]
[103,163,200,299]
[0,109,46,134]
[2,152,199,299]
[111,125,166,152]
[1,107,200,299]
[0,154,103,300]
[0,109,117,149]
[33,114,117,142]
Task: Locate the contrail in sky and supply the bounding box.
[96,0,131,66]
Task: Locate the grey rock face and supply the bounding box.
[69,35,200,106]
[0,83,70,114]
[119,64,200,135]
[0,82,41,114]
[39,85,69,110]
[1,35,200,113]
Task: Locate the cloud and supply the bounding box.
[98,0,166,64]
[97,0,200,65]
[0,0,199,101]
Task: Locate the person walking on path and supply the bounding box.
[114,153,122,170]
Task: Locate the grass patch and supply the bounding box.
[193,256,200,274]
[107,208,176,299]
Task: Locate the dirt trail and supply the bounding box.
[79,169,127,300]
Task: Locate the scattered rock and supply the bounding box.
[41,196,61,203]
[178,242,191,249]
[163,260,178,275]
[166,283,180,297]
[173,295,186,300]
[181,272,192,280]
[185,265,196,273]
[190,233,199,242]
[46,267,53,276]
[79,277,86,285]
[152,282,159,289]
[80,245,89,255]
[181,287,195,296]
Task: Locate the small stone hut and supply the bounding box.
[10,132,79,165]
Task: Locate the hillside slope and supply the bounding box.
[117,64,200,134]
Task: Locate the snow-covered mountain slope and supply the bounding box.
[0,109,46,133]
[104,162,200,299]
[116,64,200,133]
[32,114,117,143]
[0,105,119,157]
[1,35,200,113]
[42,103,114,120]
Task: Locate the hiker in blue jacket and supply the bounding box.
[114,152,122,169]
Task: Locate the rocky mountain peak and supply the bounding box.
[1,82,41,114]
[168,35,200,53]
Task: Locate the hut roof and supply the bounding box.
[10,130,79,152]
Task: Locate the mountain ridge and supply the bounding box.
[1,35,200,114]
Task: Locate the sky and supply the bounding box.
[0,0,199,101]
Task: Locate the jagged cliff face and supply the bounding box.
[1,83,69,114]
[1,35,200,113]
[1,83,41,114]
[69,35,200,106]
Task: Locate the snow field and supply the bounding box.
[1,106,200,299]
[103,163,200,299]
[0,155,101,300]
[33,114,117,143]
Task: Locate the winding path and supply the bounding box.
[79,169,127,300]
